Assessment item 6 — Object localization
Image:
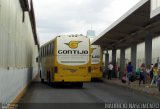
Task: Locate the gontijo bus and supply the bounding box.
[39,35,91,87]
[91,45,103,78]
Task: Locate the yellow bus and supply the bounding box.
[39,35,91,87]
[91,45,103,79]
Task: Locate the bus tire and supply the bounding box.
[77,82,83,88]
[47,72,52,86]
[40,71,44,83]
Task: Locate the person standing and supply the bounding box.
[108,63,113,80]
[139,63,146,86]
[157,62,160,91]
[146,65,151,83]
[150,64,153,83]
[151,63,158,86]
[127,62,133,85]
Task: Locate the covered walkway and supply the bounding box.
[92,0,160,72]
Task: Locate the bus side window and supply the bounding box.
[48,44,51,55]
[45,46,47,56]
[41,49,42,57]
[43,47,45,57]
[42,48,43,57]
[51,43,54,55]
[43,47,45,56]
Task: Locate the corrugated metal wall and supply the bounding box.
[0,0,39,103]
[0,0,37,68]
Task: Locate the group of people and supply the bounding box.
[136,63,160,87]
[123,62,160,90]
[105,63,119,80]
[104,61,160,91]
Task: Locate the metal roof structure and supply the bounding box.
[20,0,39,47]
[92,0,160,50]
[19,0,29,11]
[29,0,39,47]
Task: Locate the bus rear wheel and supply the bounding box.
[76,82,83,88]
[47,72,52,86]
[40,71,44,83]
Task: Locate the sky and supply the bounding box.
[33,0,141,45]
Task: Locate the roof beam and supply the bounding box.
[19,0,29,11]
[133,11,149,17]
[112,20,160,47]
[121,23,145,30]
[108,31,130,37]
[112,30,148,47]
[104,38,120,42]
[29,0,39,47]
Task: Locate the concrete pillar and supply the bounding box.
[131,43,137,71]
[112,48,116,65]
[120,48,125,74]
[145,33,152,67]
[105,50,109,68]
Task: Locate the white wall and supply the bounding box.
[121,36,160,68]
[0,0,38,103]
[0,68,32,103]
[152,36,160,64]
[136,42,145,68]
[108,50,112,63]
[116,49,120,60]
[151,0,160,11]
[150,0,160,18]
[125,47,131,64]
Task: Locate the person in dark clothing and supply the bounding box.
[150,64,153,83]
[127,62,133,85]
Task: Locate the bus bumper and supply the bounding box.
[53,74,91,82]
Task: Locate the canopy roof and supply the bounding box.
[92,0,160,50]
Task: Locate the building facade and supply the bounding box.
[0,0,39,103]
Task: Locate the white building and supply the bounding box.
[87,30,96,42]
[0,0,39,104]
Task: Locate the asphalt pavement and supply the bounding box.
[18,80,160,109]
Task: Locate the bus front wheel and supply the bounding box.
[40,71,44,83]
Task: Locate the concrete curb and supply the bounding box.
[102,78,160,100]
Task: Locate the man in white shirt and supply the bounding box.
[108,63,113,80]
